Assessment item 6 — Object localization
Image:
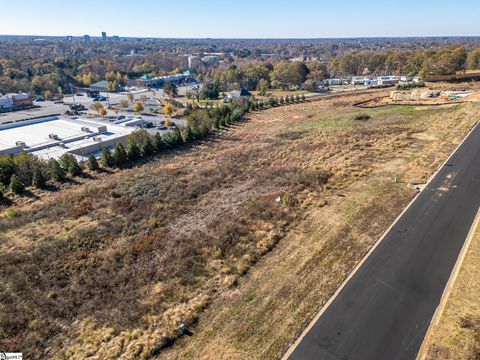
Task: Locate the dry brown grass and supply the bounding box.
[0,90,478,360]
[426,222,480,360]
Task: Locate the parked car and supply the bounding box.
[69,104,86,111]
[76,93,84,96]
[143,121,154,128]
[93,96,107,102]
[33,97,45,102]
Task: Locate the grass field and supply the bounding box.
[0,88,479,359]
[426,222,480,360]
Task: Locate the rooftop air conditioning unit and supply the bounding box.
[49,133,60,140]
[81,126,90,132]
[15,141,26,147]
[58,142,67,148]
[92,136,102,142]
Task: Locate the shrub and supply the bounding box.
[113,143,128,166]
[87,155,99,171]
[182,125,194,143]
[127,143,141,161]
[100,147,114,167]
[0,155,15,185]
[301,94,306,101]
[9,174,25,194]
[164,118,173,127]
[396,81,425,90]
[48,159,66,181]
[163,127,182,147]
[32,168,47,189]
[133,102,144,113]
[0,183,5,200]
[231,108,244,122]
[295,95,300,102]
[2,208,19,219]
[354,113,371,121]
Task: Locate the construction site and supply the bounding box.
[356,85,480,108]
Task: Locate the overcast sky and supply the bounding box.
[1,0,479,38]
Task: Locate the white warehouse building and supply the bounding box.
[0,116,136,160]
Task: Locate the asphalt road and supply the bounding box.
[287,121,480,360]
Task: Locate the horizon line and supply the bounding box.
[1,34,480,40]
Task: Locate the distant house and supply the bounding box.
[227,89,252,100]
[351,76,372,85]
[90,80,110,92]
[376,76,401,85]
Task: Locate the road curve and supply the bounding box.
[286,121,480,360]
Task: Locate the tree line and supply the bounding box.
[1,38,480,97]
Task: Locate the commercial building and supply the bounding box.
[0,116,135,159]
[89,80,110,92]
[102,32,107,40]
[0,93,33,111]
[134,70,195,89]
[83,35,91,42]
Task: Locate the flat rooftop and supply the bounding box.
[0,116,135,159]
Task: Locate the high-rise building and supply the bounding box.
[83,35,91,42]
[102,32,107,40]
[112,35,120,41]
[66,35,73,41]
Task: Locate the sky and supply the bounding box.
[1,0,479,38]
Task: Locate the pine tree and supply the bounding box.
[32,168,47,188]
[100,147,114,168]
[141,137,155,156]
[113,143,127,165]
[154,132,164,151]
[9,174,25,194]
[48,159,66,181]
[87,155,99,171]
[68,158,83,177]
[126,143,141,161]
[182,125,194,143]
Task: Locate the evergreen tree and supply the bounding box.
[182,125,194,143]
[113,143,127,165]
[9,174,25,194]
[48,159,66,181]
[87,155,99,171]
[126,143,141,161]
[32,168,47,188]
[67,158,83,177]
[154,132,164,151]
[100,147,114,168]
[141,137,155,156]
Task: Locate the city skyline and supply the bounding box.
[1,0,479,39]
